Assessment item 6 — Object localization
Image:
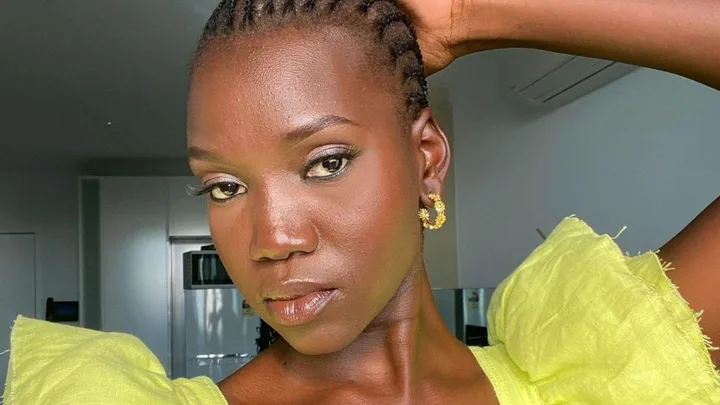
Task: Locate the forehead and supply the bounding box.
[187,27,403,149]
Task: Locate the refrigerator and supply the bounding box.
[170,240,259,382]
[432,287,495,346]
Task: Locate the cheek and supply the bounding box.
[320,148,421,295]
[207,206,256,295]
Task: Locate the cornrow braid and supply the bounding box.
[357,0,379,14]
[194,0,429,119]
[301,0,318,12]
[327,0,349,12]
[243,0,255,25]
[281,0,296,16]
[201,0,229,35]
[261,0,276,16]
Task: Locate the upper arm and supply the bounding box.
[659,196,720,366]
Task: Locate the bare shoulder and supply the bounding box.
[217,344,327,405]
[218,347,295,405]
[660,196,720,365]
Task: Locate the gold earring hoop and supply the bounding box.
[419,193,446,230]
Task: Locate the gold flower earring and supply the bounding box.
[419,193,446,230]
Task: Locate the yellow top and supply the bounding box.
[2,217,719,404]
[471,217,720,404]
[2,316,226,405]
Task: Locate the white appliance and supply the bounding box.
[432,288,495,346]
[170,240,260,382]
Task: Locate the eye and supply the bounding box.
[305,155,352,179]
[209,181,246,202]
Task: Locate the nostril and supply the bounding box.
[288,251,308,259]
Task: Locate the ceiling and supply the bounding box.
[0,1,485,171]
[0,0,219,169]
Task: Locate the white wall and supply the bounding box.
[446,51,720,288]
[99,177,170,370]
[0,171,79,318]
[96,176,212,372]
[424,85,460,289]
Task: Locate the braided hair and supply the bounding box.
[192,0,429,120]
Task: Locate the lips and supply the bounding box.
[263,284,338,327]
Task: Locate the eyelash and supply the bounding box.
[186,181,244,203]
[187,146,361,202]
[302,146,361,180]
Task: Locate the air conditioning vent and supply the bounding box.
[507,51,637,107]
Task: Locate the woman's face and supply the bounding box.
[187,28,431,355]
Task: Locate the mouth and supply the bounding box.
[263,286,338,327]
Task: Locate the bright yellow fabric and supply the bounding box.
[3,217,719,404]
[472,217,720,405]
[2,316,228,405]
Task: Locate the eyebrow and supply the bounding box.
[284,114,358,143]
[188,114,358,163]
[188,146,236,165]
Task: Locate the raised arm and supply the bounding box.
[401,0,720,364]
[405,0,720,89]
[660,196,720,365]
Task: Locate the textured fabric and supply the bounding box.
[471,217,720,405]
[2,316,227,405]
[2,217,719,404]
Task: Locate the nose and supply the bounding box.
[249,186,318,262]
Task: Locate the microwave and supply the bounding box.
[183,246,234,290]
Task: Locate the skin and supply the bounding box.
[401,0,720,365]
[187,1,719,403]
[188,27,497,404]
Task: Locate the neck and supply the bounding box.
[278,265,465,393]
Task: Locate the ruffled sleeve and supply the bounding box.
[471,217,720,405]
[2,316,227,405]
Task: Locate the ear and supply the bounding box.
[410,107,451,207]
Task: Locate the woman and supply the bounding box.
[3,0,719,404]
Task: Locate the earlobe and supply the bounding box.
[410,107,451,207]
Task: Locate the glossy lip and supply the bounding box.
[262,281,338,327]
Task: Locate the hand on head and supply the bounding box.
[396,0,459,74]
[397,0,503,75]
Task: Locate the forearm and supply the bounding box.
[455,0,720,89]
